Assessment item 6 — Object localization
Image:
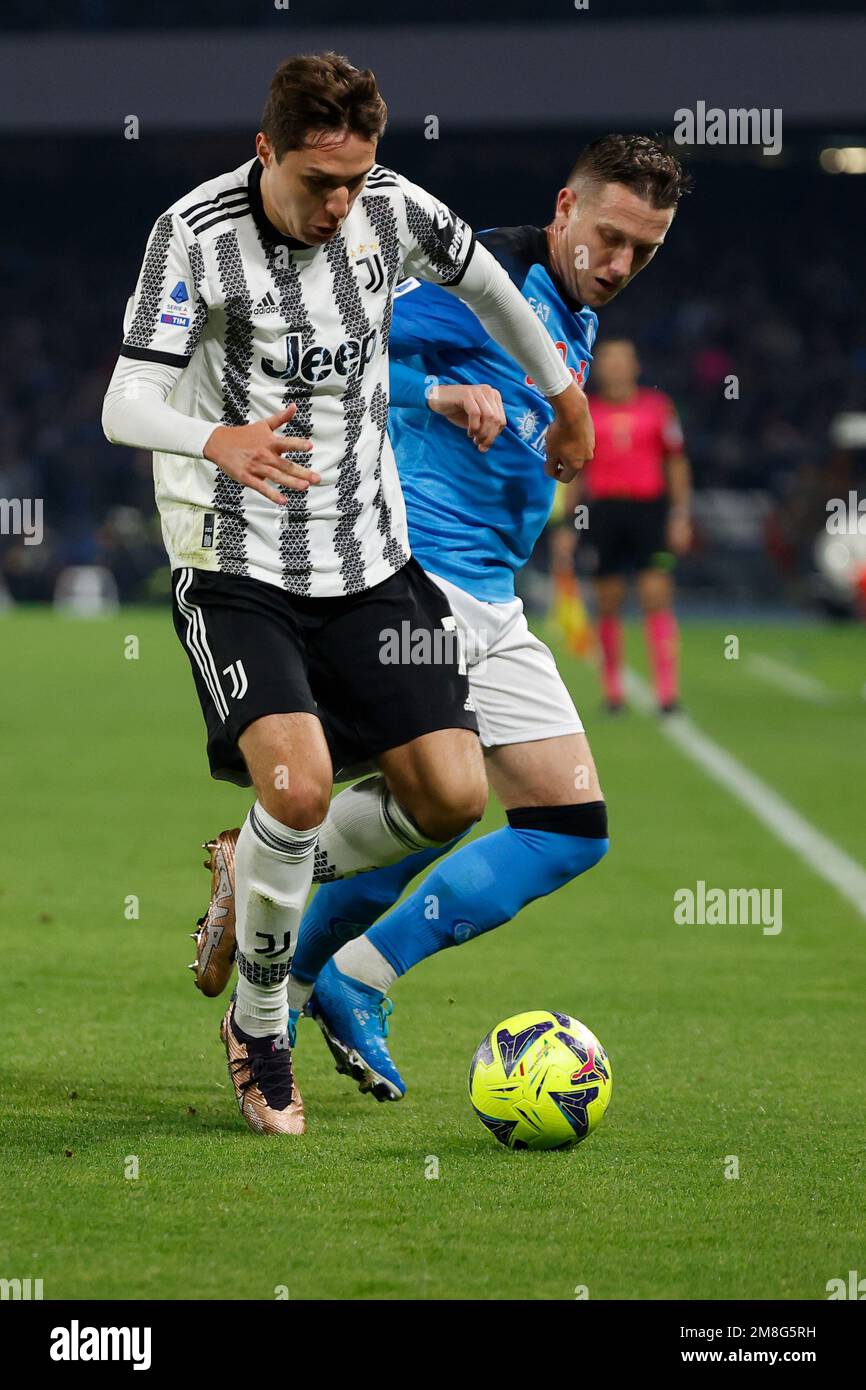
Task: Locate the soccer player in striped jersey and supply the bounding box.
[102,52,594,1135]
[193,136,692,1105]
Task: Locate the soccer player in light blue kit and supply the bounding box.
[181,135,685,1103]
[292,136,691,1099]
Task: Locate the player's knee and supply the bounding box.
[595,577,625,617]
[258,778,331,831]
[457,768,489,829]
[388,736,487,841]
[415,796,484,843]
[567,829,609,874]
[507,801,610,883]
[639,573,673,612]
[408,771,487,842]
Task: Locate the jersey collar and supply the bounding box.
[529,225,586,316]
[247,159,316,253]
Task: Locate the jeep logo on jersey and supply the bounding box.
[262,327,379,384]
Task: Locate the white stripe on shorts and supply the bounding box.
[175,567,229,721]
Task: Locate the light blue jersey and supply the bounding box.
[389,225,598,602]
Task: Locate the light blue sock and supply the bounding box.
[292,840,460,984]
[364,824,609,978]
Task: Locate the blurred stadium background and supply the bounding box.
[3,1,866,1309]
[3,0,866,620]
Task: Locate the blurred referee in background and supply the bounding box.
[565,338,692,713]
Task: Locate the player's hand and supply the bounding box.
[544,382,594,482]
[203,405,320,505]
[427,383,506,452]
[667,512,693,555]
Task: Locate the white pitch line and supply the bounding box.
[745,653,837,704]
[624,668,866,920]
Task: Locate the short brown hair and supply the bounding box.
[567,134,693,208]
[262,52,388,159]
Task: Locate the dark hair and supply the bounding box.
[567,134,693,208]
[262,52,388,159]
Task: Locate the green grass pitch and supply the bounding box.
[2,607,865,1300]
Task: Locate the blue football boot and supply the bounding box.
[308,959,406,1102]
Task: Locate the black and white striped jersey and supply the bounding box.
[119,158,475,597]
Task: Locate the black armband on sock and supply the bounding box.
[507,801,608,839]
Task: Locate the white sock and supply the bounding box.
[332,936,396,995]
[286,973,315,1016]
[234,802,322,1039]
[314,774,442,882]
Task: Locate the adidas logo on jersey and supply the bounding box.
[253,291,280,315]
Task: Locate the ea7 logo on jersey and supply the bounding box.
[262,328,379,385]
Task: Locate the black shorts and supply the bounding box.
[588,497,671,577]
[172,558,478,786]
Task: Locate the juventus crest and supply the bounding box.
[356,249,385,293]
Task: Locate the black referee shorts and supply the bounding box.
[588,497,671,578]
[171,558,478,786]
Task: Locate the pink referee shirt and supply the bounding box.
[585,388,683,500]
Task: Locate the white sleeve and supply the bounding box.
[444,241,573,399]
[101,354,215,459]
[103,206,216,456]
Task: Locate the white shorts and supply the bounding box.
[427,570,584,748]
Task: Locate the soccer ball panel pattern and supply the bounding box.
[469,1010,612,1151]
